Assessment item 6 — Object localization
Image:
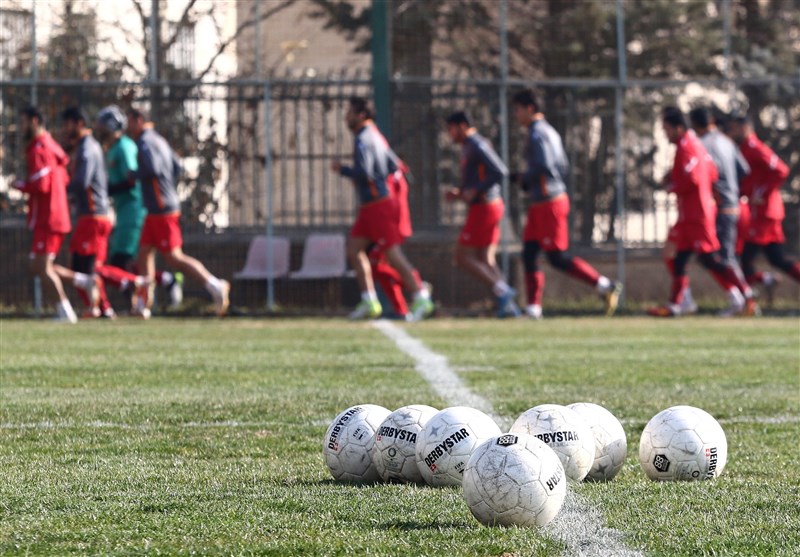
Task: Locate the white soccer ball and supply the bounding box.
[639,405,728,481]
[415,406,502,487]
[567,402,627,482]
[462,433,567,527]
[510,404,595,482]
[323,404,391,483]
[369,404,439,484]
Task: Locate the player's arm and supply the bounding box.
[668,148,696,194]
[520,136,546,192]
[339,142,372,182]
[67,150,92,196]
[755,144,789,191]
[15,148,51,193]
[735,150,750,183]
[130,144,155,183]
[109,144,140,194]
[474,142,508,194]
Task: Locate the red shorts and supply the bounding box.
[69,216,112,262]
[459,200,504,247]
[388,171,412,239]
[30,229,66,257]
[736,200,750,255]
[747,217,785,246]
[523,195,570,252]
[667,222,720,253]
[140,213,183,253]
[350,198,403,250]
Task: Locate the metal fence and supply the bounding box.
[1,0,798,311]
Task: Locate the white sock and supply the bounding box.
[492,280,512,297]
[160,271,174,286]
[682,287,695,306]
[361,291,377,303]
[56,299,76,319]
[728,287,745,307]
[525,304,542,318]
[73,272,94,291]
[596,275,612,294]
[762,272,776,286]
[414,289,430,302]
[205,276,222,297]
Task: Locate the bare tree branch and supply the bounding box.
[162,0,200,54]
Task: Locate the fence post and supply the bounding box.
[32,2,42,316]
[498,0,511,279]
[615,0,627,302]
[371,0,391,139]
[264,80,275,311]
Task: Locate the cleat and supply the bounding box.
[742,298,761,317]
[647,304,680,318]
[680,298,698,315]
[132,307,152,320]
[349,299,382,320]
[169,272,184,308]
[603,281,624,317]
[81,307,102,319]
[525,304,543,320]
[101,307,117,319]
[421,281,433,297]
[718,291,745,318]
[214,279,230,317]
[496,288,521,318]
[410,296,434,321]
[762,273,779,308]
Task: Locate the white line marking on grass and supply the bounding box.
[371,319,645,557]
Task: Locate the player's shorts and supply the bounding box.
[69,216,113,261]
[350,197,403,250]
[523,194,569,252]
[747,217,785,246]
[140,212,183,253]
[667,221,720,254]
[388,171,412,239]
[736,200,750,255]
[30,228,66,258]
[459,199,504,247]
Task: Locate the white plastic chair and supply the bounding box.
[233,236,291,279]
[289,233,348,279]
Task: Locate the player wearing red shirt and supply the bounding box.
[725,114,800,293]
[649,107,755,317]
[332,97,433,321]
[512,90,622,319]
[13,106,77,323]
[445,111,519,317]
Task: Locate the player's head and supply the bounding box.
[126,106,149,138]
[95,105,127,142]
[445,111,472,143]
[724,111,750,143]
[20,106,45,141]
[345,96,373,132]
[688,107,712,134]
[661,106,687,144]
[60,106,89,140]
[512,89,543,126]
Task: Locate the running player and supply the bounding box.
[60,107,116,318]
[444,111,519,317]
[13,106,77,323]
[725,113,800,293]
[511,90,622,319]
[126,107,230,317]
[688,107,755,316]
[648,106,754,317]
[331,96,433,321]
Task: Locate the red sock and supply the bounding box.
[746,271,763,285]
[525,271,545,306]
[788,263,800,283]
[96,264,137,291]
[412,269,423,291]
[76,288,91,308]
[373,261,408,315]
[710,269,736,292]
[669,275,690,305]
[568,257,601,286]
[96,277,112,312]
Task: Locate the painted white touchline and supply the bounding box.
[371,319,645,557]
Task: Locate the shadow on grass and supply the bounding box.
[379,519,468,531]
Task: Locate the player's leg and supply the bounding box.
[763,242,800,283]
[162,248,230,316]
[29,252,77,323]
[545,250,621,316]
[522,241,544,319]
[649,249,692,317]
[383,244,433,321]
[371,254,409,319]
[134,245,156,317]
[663,235,695,313]
[347,235,382,319]
[696,251,753,316]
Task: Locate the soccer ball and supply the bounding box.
[415,406,502,487]
[369,404,439,483]
[323,404,391,483]
[639,405,727,481]
[462,433,567,527]
[567,402,627,482]
[510,404,595,482]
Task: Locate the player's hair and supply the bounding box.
[21,106,44,125]
[445,111,471,126]
[661,106,687,128]
[60,106,89,124]
[728,111,750,126]
[688,107,711,129]
[512,89,542,112]
[126,106,149,121]
[348,96,374,119]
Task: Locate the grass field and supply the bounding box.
[1,317,798,556]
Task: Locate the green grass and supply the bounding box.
[1,317,798,556]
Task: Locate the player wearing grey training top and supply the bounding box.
[444,111,518,317]
[689,107,754,315]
